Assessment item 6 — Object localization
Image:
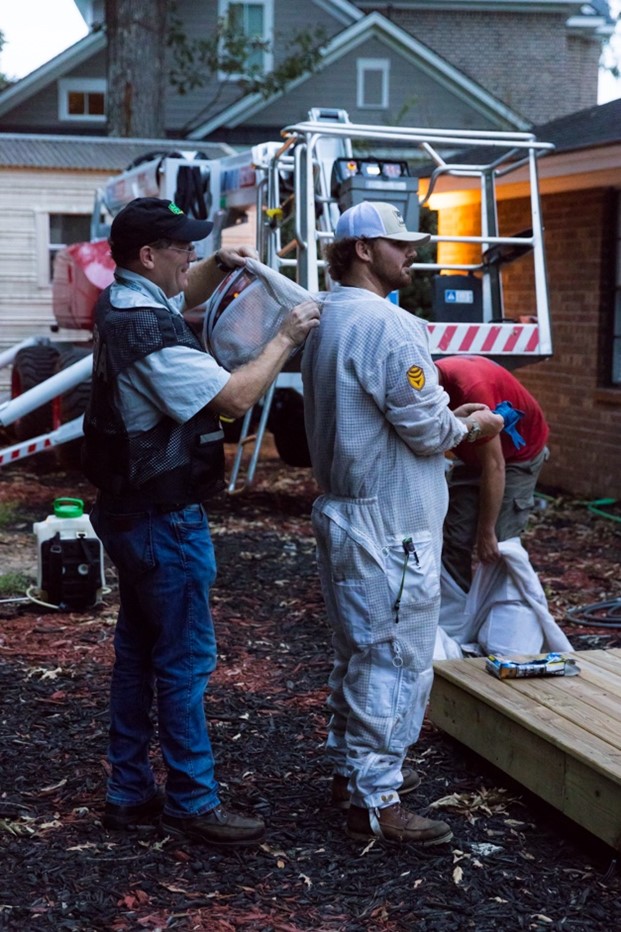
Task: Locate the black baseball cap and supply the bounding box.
[110,197,214,250]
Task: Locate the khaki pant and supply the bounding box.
[442,446,548,592]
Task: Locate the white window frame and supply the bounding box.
[35,211,92,287]
[217,0,274,79]
[58,78,106,122]
[35,213,51,288]
[357,57,390,110]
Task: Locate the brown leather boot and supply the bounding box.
[161,805,265,848]
[347,802,453,846]
[331,768,421,810]
[103,788,165,830]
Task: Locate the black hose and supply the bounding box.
[566,599,621,629]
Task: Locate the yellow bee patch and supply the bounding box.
[407,365,425,390]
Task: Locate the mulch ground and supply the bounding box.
[1,440,620,931]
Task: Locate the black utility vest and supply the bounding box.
[82,286,225,505]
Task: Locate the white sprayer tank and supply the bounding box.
[33,497,105,610]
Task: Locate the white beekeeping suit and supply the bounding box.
[302,284,467,809]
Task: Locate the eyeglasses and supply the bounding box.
[164,243,196,255]
[151,243,196,255]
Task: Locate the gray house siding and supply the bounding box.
[2,85,61,131]
[0,49,108,133]
[242,38,502,134]
[262,1,345,56]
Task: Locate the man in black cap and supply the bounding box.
[83,197,319,847]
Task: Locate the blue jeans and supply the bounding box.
[90,498,221,816]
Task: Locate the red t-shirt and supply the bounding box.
[436,355,549,465]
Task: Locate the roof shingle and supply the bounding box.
[0,133,233,172]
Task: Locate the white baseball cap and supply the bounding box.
[334,201,430,244]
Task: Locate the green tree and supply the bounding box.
[102,1,326,138]
[167,8,327,134]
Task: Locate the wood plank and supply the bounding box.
[435,652,621,737]
[578,649,621,677]
[570,662,621,702]
[429,674,621,850]
[518,664,621,710]
[506,677,621,743]
[435,653,621,723]
[432,660,621,777]
[431,662,621,778]
[430,649,621,850]
[506,674,621,722]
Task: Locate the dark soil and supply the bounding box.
[1,442,620,931]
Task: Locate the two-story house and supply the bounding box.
[0,1,618,496]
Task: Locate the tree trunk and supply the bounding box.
[105,0,168,138]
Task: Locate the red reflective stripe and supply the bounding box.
[502,327,522,352]
[428,322,542,355]
[458,326,479,352]
[481,326,501,352]
[0,439,54,466]
[438,325,457,351]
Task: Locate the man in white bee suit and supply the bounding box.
[301,201,504,845]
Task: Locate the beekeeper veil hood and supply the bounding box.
[203,259,319,370]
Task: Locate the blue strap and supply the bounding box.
[493,400,526,450]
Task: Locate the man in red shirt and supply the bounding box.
[435,355,549,592]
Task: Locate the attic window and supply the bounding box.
[218,1,274,77]
[357,58,389,110]
[59,78,106,122]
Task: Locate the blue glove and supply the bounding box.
[493,400,526,450]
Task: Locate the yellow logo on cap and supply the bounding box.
[407,365,425,389]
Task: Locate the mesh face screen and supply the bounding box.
[203,259,315,370]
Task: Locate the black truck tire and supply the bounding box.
[10,344,60,440]
[269,389,312,468]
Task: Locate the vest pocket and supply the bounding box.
[189,431,225,496]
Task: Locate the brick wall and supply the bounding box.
[380,9,600,123]
[498,190,621,498]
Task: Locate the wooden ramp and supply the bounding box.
[429,649,621,851]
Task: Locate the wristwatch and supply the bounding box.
[465,418,482,443]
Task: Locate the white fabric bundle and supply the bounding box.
[434,538,572,660]
[203,258,318,370]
